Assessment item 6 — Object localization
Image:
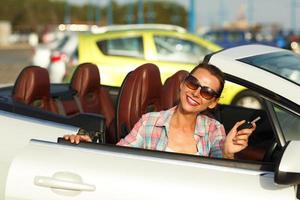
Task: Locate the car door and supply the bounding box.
[0,110,79,200]
[5,139,295,200]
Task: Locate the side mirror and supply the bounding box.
[275,141,300,184]
[275,141,300,199]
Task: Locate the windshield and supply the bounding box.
[240,51,300,86]
[273,104,300,141]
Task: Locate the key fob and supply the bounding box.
[237,121,253,131]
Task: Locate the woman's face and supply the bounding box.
[179,68,220,114]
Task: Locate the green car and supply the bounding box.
[77,24,250,107]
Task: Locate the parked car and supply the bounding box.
[1,44,300,199]
[46,24,189,83]
[48,24,260,108]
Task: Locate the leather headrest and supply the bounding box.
[120,63,162,112]
[71,63,100,95]
[12,66,51,104]
[160,70,189,110]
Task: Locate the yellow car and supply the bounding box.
[77,24,248,106]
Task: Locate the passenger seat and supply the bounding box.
[70,63,116,143]
[115,63,162,141]
[12,66,58,113]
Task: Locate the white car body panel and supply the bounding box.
[0,110,78,200]
[209,45,300,105]
[5,140,295,200]
[212,44,280,59]
[279,141,300,173]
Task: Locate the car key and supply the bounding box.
[237,116,261,131]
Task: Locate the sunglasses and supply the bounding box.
[184,74,219,100]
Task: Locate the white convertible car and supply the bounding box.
[1,44,300,200]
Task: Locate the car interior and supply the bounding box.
[0,62,279,165]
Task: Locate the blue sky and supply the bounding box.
[68,0,299,31]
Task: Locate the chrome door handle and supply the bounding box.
[34,172,96,192]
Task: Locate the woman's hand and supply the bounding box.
[223,120,256,159]
[63,134,92,144]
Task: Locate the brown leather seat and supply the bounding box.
[70,62,115,143]
[12,66,58,113]
[160,70,189,110]
[115,63,162,141]
[55,94,81,116]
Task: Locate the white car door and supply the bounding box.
[5,140,296,200]
[0,110,78,200]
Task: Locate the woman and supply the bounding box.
[64,63,256,159]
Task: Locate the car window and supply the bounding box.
[239,51,300,86]
[96,37,144,58]
[216,78,276,162]
[273,104,300,141]
[154,35,211,64]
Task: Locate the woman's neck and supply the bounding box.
[171,106,197,132]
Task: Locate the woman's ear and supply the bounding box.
[208,98,219,109]
[180,81,184,90]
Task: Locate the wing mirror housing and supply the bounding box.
[275,141,300,199]
[275,141,300,185]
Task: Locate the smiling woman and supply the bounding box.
[65,63,256,159]
[116,63,256,158]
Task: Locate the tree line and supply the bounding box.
[0,0,187,33]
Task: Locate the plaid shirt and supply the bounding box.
[117,106,226,158]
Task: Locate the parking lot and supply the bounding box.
[0,44,32,86]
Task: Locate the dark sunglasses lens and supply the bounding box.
[185,75,218,100]
[185,76,199,90]
[200,87,216,100]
